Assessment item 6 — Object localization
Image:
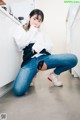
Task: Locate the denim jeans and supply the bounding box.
[13,53,78,96]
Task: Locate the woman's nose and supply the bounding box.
[35,20,38,24]
[34,22,38,25]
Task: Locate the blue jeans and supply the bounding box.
[13,53,78,96]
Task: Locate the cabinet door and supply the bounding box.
[71,9,80,77]
[0,10,22,87]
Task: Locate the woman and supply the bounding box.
[13,9,78,96]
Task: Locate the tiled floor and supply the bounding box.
[0,71,80,120]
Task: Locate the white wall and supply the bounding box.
[35,0,69,53]
[6,0,34,18]
[6,0,33,3]
[6,0,69,53]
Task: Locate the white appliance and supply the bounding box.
[66,5,80,77]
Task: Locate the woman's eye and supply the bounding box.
[33,18,36,20]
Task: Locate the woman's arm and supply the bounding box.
[32,31,53,54]
[13,25,38,51]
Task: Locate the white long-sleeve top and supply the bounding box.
[13,25,53,56]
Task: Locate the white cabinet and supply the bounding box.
[66,5,80,77]
[71,7,80,77]
[0,8,22,88]
[0,0,35,96]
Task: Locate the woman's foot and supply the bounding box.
[48,73,63,87]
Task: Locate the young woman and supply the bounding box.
[13,9,78,96]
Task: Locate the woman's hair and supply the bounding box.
[23,9,44,31]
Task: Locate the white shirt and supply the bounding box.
[13,25,53,57]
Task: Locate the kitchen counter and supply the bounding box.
[0,6,21,25]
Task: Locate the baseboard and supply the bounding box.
[0,82,13,98]
[72,69,80,78]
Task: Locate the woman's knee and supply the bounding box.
[13,84,29,96]
[70,54,78,67]
[72,54,78,66]
[41,62,47,71]
[37,61,47,71]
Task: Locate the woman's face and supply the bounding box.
[29,14,42,28]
